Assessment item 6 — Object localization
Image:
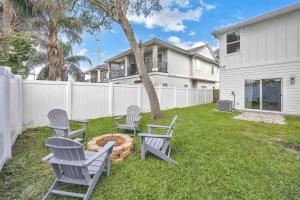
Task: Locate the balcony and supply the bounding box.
[110,69,125,79]
[108,62,168,79]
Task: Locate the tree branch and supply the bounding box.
[90,0,119,22]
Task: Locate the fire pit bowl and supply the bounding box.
[88,134,133,162]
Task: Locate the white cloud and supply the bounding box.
[76,48,88,56]
[199,0,217,10]
[161,0,191,8]
[168,36,205,49]
[189,31,196,36]
[128,7,203,32]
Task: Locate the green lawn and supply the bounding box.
[1,104,300,199]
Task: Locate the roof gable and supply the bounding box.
[189,45,217,61]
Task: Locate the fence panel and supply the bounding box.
[206,89,213,103]
[198,89,206,104]
[188,89,198,106]
[113,84,139,115]
[160,87,175,110]
[0,68,22,171]
[72,82,110,120]
[140,87,151,112]
[22,81,68,127]
[176,88,187,107]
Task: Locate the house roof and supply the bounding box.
[212,2,300,37]
[187,45,206,52]
[84,64,108,73]
[105,38,218,65]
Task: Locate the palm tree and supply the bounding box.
[28,42,91,81]
[14,0,83,80]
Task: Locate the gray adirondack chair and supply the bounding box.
[139,115,177,163]
[42,137,115,200]
[115,105,141,137]
[47,109,88,143]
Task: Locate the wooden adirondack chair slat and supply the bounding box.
[115,105,141,137]
[48,109,88,143]
[43,137,114,200]
[139,115,178,164]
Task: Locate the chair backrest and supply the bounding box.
[167,115,177,136]
[126,105,140,125]
[45,137,89,181]
[47,109,70,136]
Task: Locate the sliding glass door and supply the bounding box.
[245,78,282,111]
[245,80,260,109]
[262,78,281,111]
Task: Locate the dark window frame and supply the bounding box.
[226,31,240,54]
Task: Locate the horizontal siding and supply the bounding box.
[220,61,300,115]
[219,9,300,68]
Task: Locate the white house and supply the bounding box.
[85,38,219,89]
[212,3,300,115]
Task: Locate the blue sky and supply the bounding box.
[73,0,300,71]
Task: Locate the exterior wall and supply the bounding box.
[167,49,191,76]
[196,46,215,60]
[192,57,219,82]
[218,8,300,115]
[220,61,300,115]
[219,9,300,69]
[110,73,216,89]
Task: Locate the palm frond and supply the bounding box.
[64,63,84,81]
[37,65,49,80]
[61,30,82,44]
[26,51,48,71]
[65,55,92,66]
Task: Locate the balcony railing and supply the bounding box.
[145,61,168,73]
[158,62,167,73]
[108,62,168,79]
[110,69,125,79]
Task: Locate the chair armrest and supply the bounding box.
[69,119,88,124]
[115,115,124,121]
[134,116,142,122]
[48,126,68,131]
[147,124,169,129]
[42,153,54,162]
[138,133,173,139]
[84,141,115,166]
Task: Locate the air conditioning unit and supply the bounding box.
[217,100,233,112]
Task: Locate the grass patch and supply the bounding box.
[0,104,300,199]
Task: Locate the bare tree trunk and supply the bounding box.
[2,0,13,36]
[119,17,161,119]
[47,31,63,80]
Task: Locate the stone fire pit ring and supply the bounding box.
[88,133,133,162]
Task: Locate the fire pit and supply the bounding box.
[88,134,133,162]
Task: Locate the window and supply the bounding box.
[211,65,214,74]
[194,59,201,71]
[226,31,240,54]
[162,82,168,87]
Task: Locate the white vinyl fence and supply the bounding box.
[0,68,22,170]
[0,74,213,170]
[22,80,213,128]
